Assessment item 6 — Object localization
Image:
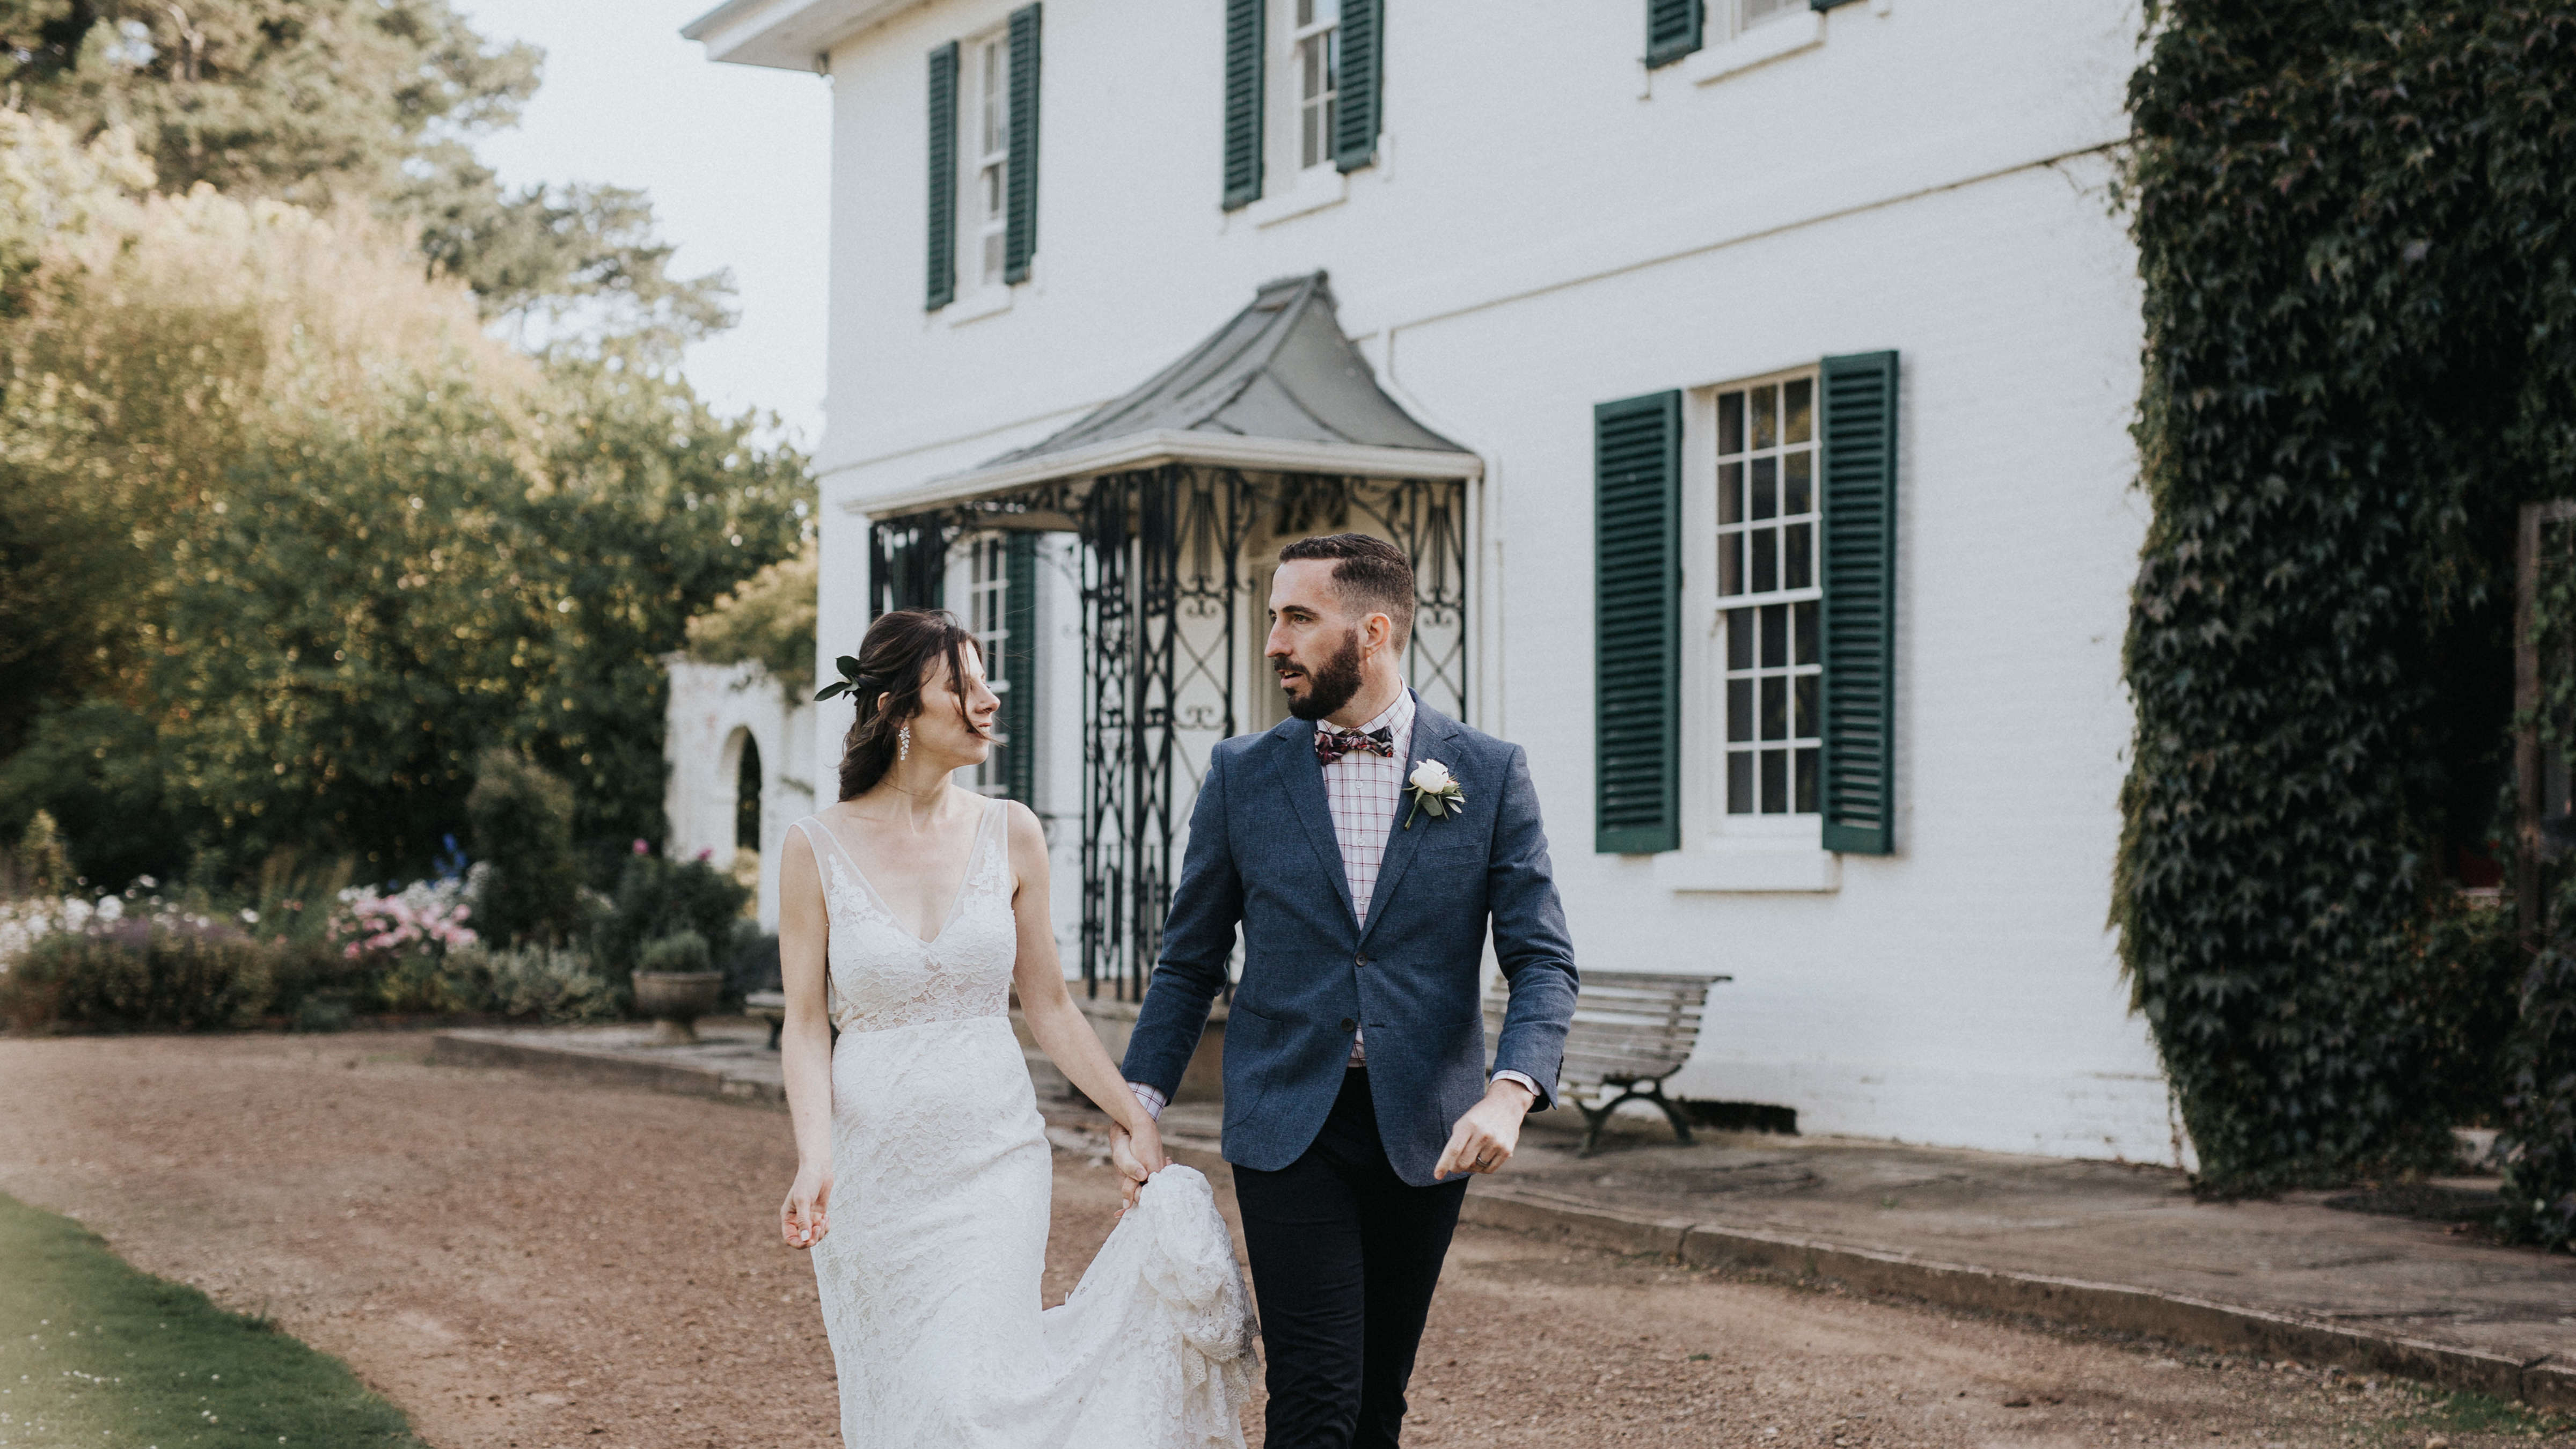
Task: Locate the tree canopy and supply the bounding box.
[0,4,812,887]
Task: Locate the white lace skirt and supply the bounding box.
[814,1015,1254,1448]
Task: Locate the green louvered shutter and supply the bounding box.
[1646,0,1702,68]
[1221,0,1265,210]
[1003,4,1042,284]
[1002,533,1039,803]
[925,41,958,311]
[1595,391,1684,854]
[1819,350,1899,855]
[1333,0,1383,174]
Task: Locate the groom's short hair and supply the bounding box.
[1279,533,1415,650]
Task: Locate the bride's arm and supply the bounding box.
[778,826,836,1249]
[1004,801,1168,1177]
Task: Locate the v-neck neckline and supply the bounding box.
[813,799,996,948]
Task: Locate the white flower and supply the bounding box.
[1402,758,1465,829]
[239,909,259,925]
[94,896,124,923]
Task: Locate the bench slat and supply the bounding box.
[1482,971,1728,1087]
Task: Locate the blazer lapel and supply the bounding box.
[1269,720,1359,928]
[1359,693,1460,946]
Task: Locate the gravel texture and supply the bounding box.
[0,1033,2549,1449]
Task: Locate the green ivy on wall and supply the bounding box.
[2119,4,2576,1198]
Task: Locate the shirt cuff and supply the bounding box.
[1491,1069,1542,1102]
[1127,1082,1167,1121]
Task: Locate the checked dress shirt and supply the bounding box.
[1128,689,1539,1119]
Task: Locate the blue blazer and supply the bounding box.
[1121,693,1579,1186]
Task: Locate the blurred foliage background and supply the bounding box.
[0,0,814,888]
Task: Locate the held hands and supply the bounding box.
[781,1164,833,1250]
[1108,1116,1170,1213]
[1434,1077,1536,1180]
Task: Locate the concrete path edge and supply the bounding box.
[427,1030,785,1104]
[1456,1185,2569,1412]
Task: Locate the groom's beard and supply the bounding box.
[1279,630,1365,722]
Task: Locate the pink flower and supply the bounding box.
[695,847,713,862]
[633,839,650,855]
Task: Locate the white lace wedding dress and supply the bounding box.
[787,801,1255,1448]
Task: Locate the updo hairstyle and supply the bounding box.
[833,609,986,800]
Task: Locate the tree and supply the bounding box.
[685,539,819,698]
[0,1,731,356]
[0,0,537,206]
[0,112,811,883]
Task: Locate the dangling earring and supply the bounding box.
[898,724,911,763]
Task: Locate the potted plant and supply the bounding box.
[632,930,722,1044]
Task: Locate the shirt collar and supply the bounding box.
[1343,688,1413,744]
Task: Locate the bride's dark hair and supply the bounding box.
[831,609,986,800]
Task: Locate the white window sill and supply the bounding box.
[941,284,1014,326]
[1681,11,1824,86]
[1240,166,1346,229]
[1655,841,1841,894]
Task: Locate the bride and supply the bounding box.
[774,608,1256,1447]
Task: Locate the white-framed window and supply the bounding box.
[1723,0,1806,39]
[1714,372,1820,817]
[965,535,1016,796]
[965,31,1011,290]
[1291,0,1339,172]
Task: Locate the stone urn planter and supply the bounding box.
[632,971,724,1045]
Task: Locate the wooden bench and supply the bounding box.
[745,990,788,1050]
[1484,969,1730,1157]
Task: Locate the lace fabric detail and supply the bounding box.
[786,796,1255,1447]
[793,801,1018,1035]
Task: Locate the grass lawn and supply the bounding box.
[0,1192,423,1449]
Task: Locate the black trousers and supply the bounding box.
[1232,1068,1469,1449]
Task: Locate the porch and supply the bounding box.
[852,273,1483,999]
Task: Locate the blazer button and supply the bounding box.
[1355,955,1368,968]
[1340,1017,1357,1033]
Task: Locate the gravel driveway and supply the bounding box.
[0,1033,2532,1448]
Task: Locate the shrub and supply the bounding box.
[438,944,621,1023]
[0,923,273,1032]
[2501,923,2576,1249]
[325,878,479,1014]
[464,750,583,946]
[6,811,75,898]
[636,930,712,976]
[592,850,748,990]
[724,930,781,999]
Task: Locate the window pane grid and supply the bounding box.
[1716,375,1821,817]
[974,36,1009,287]
[1734,0,1803,36]
[1293,0,1339,171]
[967,536,1014,796]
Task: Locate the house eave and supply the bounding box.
[841,430,1484,518]
[680,0,903,70]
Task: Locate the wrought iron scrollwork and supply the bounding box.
[866,465,1469,1001]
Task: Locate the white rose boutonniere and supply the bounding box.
[1404,759,1466,829]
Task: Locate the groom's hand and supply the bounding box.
[1108,1121,1167,1212]
[1435,1078,1537,1179]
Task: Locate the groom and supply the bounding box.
[1115,532,1579,1448]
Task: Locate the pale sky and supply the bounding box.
[452,1,833,447]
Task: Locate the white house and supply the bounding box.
[684,0,2174,1162]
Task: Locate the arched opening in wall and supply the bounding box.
[729,728,763,898]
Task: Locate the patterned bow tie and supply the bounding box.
[1315,726,1397,765]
